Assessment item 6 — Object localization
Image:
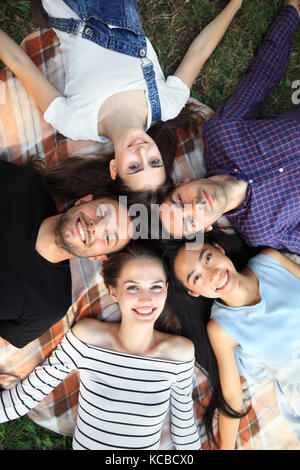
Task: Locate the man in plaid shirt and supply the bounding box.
[160,1,300,254]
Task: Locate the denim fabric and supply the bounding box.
[44,0,161,120]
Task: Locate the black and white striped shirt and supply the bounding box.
[0,331,201,450]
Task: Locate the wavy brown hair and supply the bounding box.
[27,102,207,206]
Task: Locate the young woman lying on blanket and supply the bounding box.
[163,230,300,449]
[0,241,201,451]
[0,0,243,195]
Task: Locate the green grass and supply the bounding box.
[0,0,299,451]
[0,415,72,450]
[139,0,300,113]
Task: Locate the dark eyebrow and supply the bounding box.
[123,280,165,285]
[186,249,207,283]
[127,168,144,175]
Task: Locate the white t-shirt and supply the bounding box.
[42,0,190,142]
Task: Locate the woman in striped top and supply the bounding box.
[0,242,201,450]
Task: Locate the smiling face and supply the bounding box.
[109,258,168,323]
[110,129,166,191]
[159,178,228,237]
[174,243,239,299]
[55,195,133,259]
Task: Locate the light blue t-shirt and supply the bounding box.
[211,253,300,440]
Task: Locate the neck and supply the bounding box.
[218,268,260,307]
[117,319,156,356]
[35,215,73,263]
[98,93,148,144]
[209,174,248,212]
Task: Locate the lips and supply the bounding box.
[215,270,230,292]
[203,190,214,210]
[133,307,156,317]
[128,138,147,147]
[76,218,87,244]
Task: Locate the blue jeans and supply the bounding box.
[44,0,162,121]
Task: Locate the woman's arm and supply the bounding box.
[0,29,62,113]
[170,358,201,450]
[207,320,243,450]
[262,248,300,280]
[174,0,243,90]
[0,333,77,423]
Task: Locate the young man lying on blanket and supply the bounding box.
[159,0,300,254]
[0,160,133,349]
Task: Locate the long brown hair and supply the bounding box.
[29,102,206,205]
[148,101,207,176]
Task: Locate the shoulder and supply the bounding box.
[260,248,300,280]
[260,248,282,262]
[260,248,293,269]
[71,318,108,345]
[0,160,38,182]
[207,319,237,348]
[157,332,195,362]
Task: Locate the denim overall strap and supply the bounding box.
[47,15,86,36]
[141,59,162,122]
[44,1,162,121]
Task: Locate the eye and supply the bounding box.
[151,285,163,291]
[176,194,184,208]
[151,159,161,166]
[193,274,201,284]
[126,285,139,292]
[128,163,139,170]
[206,253,212,262]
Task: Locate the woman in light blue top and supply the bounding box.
[164,230,300,450]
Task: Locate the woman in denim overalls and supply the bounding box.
[0,0,243,194]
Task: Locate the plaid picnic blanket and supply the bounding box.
[0,27,299,450]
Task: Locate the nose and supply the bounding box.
[88,218,106,240]
[132,145,147,161]
[137,289,153,304]
[211,267,224,290]
[193,194,205,206]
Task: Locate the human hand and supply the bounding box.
[284,0,300,17]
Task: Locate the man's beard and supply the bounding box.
[55,211,81,257]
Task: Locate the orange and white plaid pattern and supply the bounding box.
[0,27,299,450]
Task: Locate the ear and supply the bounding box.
[205,225,213,232]
[74,194,94,206]
[109,159,117,180]
[187,289,200,298]
[108,286,118,303]
[175,177,191,187]
[212,243,225,255]
[88,254,108,262]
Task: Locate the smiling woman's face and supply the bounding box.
[174,243,239,299]
[110,129,166,191]
[109,258,168,323]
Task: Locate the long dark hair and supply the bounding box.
[162,229,260,447]
[148,101,207,176]
[37,155,173,207]
[27,102,205,205]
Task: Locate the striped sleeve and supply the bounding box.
[0,332,79,423]
[170,360,201,450]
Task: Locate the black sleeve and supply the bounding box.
[0,318,52,349]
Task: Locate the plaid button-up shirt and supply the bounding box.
[203,6,300,254]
